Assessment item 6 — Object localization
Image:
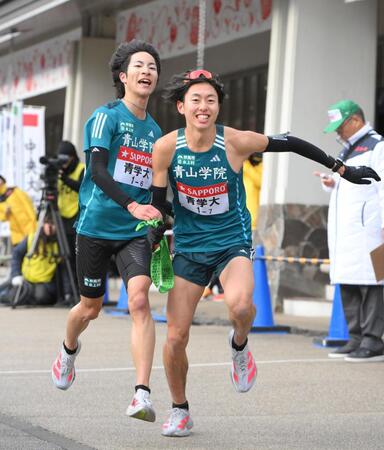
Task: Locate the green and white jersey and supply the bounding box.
[77,100,162,240]
[169,125,252,252]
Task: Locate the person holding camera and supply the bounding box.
[51,40,163,423]
[56,141,85,303]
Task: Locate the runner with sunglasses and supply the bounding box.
[149,69,380,437]
[51,40,163,423]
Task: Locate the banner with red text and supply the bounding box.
[21,106,46,205]
[0,104,45,206]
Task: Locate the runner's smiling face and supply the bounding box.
[119,51,159,98]
[177,82,220,130]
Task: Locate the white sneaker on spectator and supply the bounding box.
[126,389,156,422]
[162,407,193,437]
[51,341,81,390]
[228,329,257,393]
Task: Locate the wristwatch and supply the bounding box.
[331,158,344,173]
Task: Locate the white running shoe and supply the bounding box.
[162,407,193,437]
[51,341,81,390]
[126,389,156,422]
[228,329,257,393]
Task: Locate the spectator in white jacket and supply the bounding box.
[315,99,384,362]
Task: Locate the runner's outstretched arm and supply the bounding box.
[265,133,381,185]
[225,128,380,186]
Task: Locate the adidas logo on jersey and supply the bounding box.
[210,155,221,162]
[148,130,155,138]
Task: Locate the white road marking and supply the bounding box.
[0,358,342,376]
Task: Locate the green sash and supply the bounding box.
[136,220,174,293]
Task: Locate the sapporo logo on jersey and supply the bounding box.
[113,146,153,190]
[176,180,229,215]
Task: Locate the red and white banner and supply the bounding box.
[0,29,80,106]
[0,104,45,205]
[22,106,46,205]
[117,0,272,59]
[176,180,229,215]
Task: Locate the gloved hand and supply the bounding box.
[341,165,381,185]
[11,275,24,286]
[147,223,167,246]
[58,169,69,183]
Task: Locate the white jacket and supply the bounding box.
[327,124,384,285]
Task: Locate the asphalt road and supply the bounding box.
[0,305,383,450]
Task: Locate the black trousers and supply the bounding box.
[340,284,384,351]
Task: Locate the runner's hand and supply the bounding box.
[127,202,162,220]
[341,165,381,185]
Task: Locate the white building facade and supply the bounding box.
[0,0,381,304]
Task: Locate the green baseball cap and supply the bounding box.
[323,99,361,133]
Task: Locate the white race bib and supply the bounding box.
[113,146,152,189]
[177,181,229,215]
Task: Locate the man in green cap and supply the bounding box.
[323,99,361,135]
[315,99,384,362]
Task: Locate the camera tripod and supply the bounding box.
[12,189,79,308]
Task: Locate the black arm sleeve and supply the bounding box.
[90,148,133,209]
[150,185,167,208]
[265,134,336,169]
[150,185,168,219]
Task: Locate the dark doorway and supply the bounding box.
[25,88,66,156]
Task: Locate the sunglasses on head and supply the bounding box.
[185,69,213,80]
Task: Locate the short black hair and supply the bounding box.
[0,175,6,183]
[109,39,161,99]
[162,70,225,104]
